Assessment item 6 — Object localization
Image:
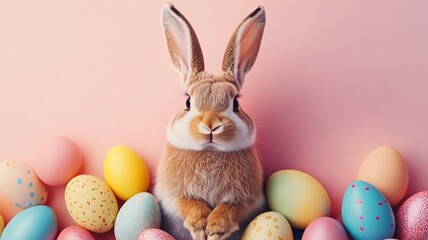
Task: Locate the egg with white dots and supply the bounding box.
[65,175,118,233]
[114,192,161,240]
[0,161,47,208]
[342,180,395,239]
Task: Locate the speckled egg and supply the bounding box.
[0,161,47,208]
[57,226,95,240]
[138,228,176,240]
[396,191,428,239]
[114,192,161,240]
[242,211,293,240]
[65,175,118,233]
[342,180,395,239]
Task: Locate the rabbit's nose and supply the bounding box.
[199,111,224,134]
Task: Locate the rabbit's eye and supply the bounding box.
[185,95,191,111]
[233,97,240,112]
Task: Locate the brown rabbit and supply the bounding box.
[155,4,266,240]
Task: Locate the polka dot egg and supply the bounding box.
[0,161,47,208]
[114,192,161,240]
[65,175,118,233]
[342,180,395,239]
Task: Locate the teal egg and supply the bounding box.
[114,192,161,240]
[0,205,57,240]
[342,180,395,239]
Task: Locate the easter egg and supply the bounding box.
[65,175,118,233]
[242,211,293,240]
[0,214,4,237]
[138,228,176,240]
[57,226,95,240]
[357,146,408,206]
[114,192,161,240]
[0,205,57,240]
[302,217,348,240]
[0,161,47,208]
[34,136,82,186]
[395,191,428,239]
[104,146,150,201]
[266,169,331,228]
[342,180,395,239]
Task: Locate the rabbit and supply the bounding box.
[155,3,266,240]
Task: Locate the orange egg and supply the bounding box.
[357,146,409,206]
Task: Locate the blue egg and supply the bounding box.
[114,192,161,240]
[0,205,57,240]
[342,180,395,239]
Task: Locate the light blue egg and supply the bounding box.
[0,205,57,240]
[342,180,395,240]
[114,192,161,240]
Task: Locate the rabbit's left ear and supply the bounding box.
[222,6,266,90]
[161,4,205,89]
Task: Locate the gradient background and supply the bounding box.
[1,0,427,238]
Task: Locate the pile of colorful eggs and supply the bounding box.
[0,137,427,240]
[244,146,427,240]
[0,137,171,240]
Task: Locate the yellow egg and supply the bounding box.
[242,211,293,240]
[103,146,150,201]
[357,146,409,206]
[65,175,118,233]
[266,170,331,229]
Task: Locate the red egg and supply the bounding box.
[57,226,95,240]
[396,191,428,239]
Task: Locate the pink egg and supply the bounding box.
[57,226,95,240]
[138,228,176,240]
[302,217,348,240]
[34,136,82,186]
[396,191,428,239]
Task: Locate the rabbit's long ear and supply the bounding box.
[161,4,204,88]
[222,6,265,90]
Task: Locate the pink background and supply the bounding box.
[1,0,427,238]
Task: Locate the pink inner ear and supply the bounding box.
[238,20,261,67]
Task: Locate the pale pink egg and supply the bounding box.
[57,226,95,240]
[302,217,348,240]
[396,191,428,239]
[34,136,82,186]
[138,228,176,240]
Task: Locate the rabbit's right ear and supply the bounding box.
[161,4,204,89]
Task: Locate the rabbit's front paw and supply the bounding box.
[178,198,212,240]
[206,205,239,240]
[184,215,208,240]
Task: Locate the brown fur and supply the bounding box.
[157,143,263,239]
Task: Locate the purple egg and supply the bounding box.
[396,191,428,239]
